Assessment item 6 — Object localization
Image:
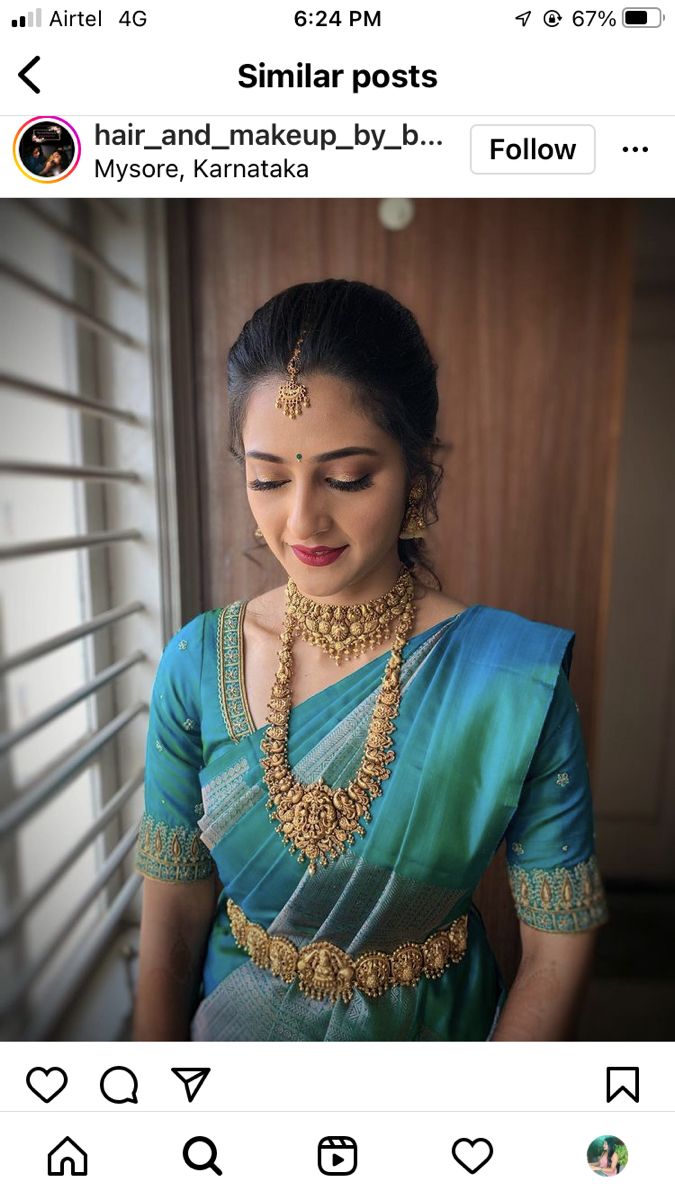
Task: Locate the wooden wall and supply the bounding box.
[592,201,675,884]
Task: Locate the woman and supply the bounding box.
[590,1138,620,1175]
[133,279,608,1041]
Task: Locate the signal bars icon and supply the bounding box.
[12,7,41,25]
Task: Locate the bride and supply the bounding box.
[133,278,607,1041]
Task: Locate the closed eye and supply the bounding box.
[329,475,374,491]
[248,475,373,492]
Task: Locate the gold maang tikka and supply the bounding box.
[276,333,310,420]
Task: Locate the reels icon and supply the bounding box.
[318,1135,358,1176]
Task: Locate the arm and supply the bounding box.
[133,875,218,1041]
[492,923,598,1040]
[133,614,215,1040]
[500,660,608,1040]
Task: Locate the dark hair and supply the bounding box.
[227,279,444,589]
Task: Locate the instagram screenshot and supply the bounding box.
[0,1,673,1194]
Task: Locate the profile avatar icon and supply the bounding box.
[587,1135,628,1177]
[14,116,81,182]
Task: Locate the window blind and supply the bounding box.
[0,197,176,1040]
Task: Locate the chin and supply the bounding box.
[287,554,353,585]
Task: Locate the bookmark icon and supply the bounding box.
[606,1066,640,1103]
[171,1067,211,1103]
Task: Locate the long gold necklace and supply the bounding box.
[260,565,416,873]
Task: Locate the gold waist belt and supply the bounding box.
[226,898,469,1004]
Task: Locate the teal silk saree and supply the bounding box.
[136,602,608,1040]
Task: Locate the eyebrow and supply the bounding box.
[245,446,379,464]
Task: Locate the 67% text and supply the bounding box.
[573,9,616,23]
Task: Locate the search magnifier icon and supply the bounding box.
[183,1136,222,1176]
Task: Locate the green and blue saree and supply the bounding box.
[136,601,608,1040]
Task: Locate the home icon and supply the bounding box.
[47,1136,88,1176]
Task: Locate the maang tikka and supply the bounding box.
[276,333,310,420]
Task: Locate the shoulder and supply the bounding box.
[457,603,576,684]
[156,611,212,696]
[176,595,285,668]
[162,610,209,658]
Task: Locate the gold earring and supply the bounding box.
[399,480,427,539]
[254,527,266,541]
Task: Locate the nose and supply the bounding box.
[286,478,331,541]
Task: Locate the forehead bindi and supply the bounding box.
[245,445,381,466]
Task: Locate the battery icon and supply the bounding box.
[622,7,662,24]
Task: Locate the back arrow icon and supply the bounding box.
[19,55,40,93]
[516,10,532,25]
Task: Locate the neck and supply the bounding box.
[289,555,408,609]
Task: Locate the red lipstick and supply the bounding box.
[291,545,347,566]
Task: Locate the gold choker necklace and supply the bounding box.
[260,565,416,873]
[285,566,414,665]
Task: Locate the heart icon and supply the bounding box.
[451,1137,494,1174]
[26,1067,68,1103]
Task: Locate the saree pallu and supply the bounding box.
[136,602,608,1041]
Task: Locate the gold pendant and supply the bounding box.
[296,940,356,1002]
[271,777,371,874]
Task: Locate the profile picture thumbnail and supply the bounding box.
[587,1135,629,1177]
[14,116,81,182]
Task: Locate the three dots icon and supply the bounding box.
[623,145,649,153]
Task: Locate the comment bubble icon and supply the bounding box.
[100,1066,139,1105]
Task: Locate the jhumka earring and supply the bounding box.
[399,479,427,539]
[276,333,310,420]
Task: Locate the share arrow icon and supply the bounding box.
[516,11,532,25]
[171,1067,211,1103]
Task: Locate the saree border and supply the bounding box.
[136,813,214,882]
[507,853,609,932]
[217,601,256,742]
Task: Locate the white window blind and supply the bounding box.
[0,198,178,1040]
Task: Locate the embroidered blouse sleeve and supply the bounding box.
[135,614,214,883]
[505,664,609,933]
